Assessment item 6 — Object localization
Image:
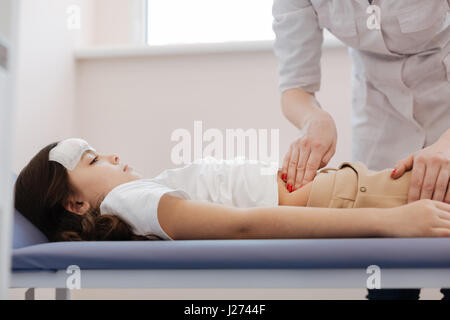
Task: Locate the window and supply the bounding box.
[146,0,276,45]
[146,0,340,47]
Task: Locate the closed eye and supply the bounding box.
[90,156,98,165]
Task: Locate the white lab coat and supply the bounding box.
[272,0,450,170]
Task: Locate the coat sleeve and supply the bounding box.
[272,0,324,93]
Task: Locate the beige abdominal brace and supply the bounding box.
[306,164,358,208]
[48,138,96,171]
[306,161,411,209]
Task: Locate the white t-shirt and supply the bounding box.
[99,157,279,240]
[99,179,190,240]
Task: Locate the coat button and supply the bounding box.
[360,186,367,192]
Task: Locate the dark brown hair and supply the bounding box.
[14,141,161,242]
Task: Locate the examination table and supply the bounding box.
[9,175,450,299]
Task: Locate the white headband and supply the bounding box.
[48,138,96,171]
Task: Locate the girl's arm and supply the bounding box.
[158,194,450,240]
[241,200,450,239]
[157,194,248,240]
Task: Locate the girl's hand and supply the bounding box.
[383,199,450,237]
[281,109,337,192]
[391,130,450,204]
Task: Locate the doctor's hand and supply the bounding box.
[281,109,337,192]
[391,132,450,204]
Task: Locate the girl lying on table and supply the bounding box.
[14,138,450,242]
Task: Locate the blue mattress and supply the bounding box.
[9,173,450,272]
[11,238,450,272]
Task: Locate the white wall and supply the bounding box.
[90,0,146,45]
[75,46,352,179]
[12,0,93,174]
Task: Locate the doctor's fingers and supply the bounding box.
[281,146,292,182]
[294,141,334,190]
[432,167,449,203]
[445,182,450,204]
[286,144,301,192]
[392,154,414,179]
[297,148,326,189]
[407,160,426,203]
[319,144,335,169]
[292,143,311,190]
[420,162,441,200]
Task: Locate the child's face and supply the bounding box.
[64,149,143,215]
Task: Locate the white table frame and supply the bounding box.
[10,268,450,300]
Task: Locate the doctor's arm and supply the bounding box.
[281,89,337,191]
[391,128,450,204]
[157,194,450,240]
[272,0,337,191]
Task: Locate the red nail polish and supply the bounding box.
[287,184,292,192]
[391,169,396,178]
[282,173,287,181]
